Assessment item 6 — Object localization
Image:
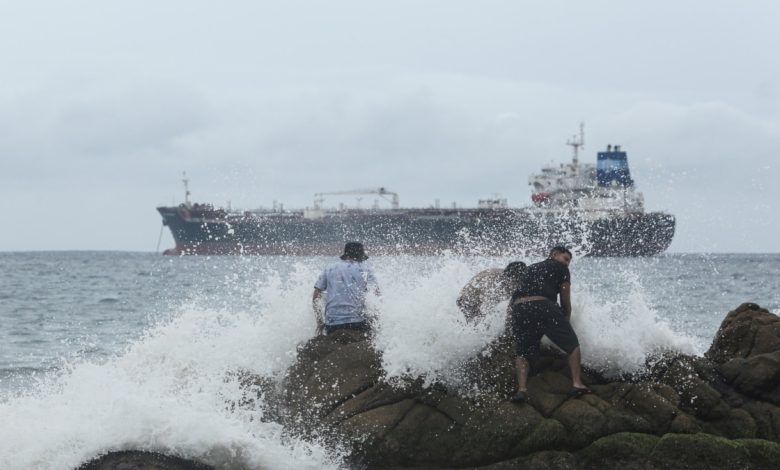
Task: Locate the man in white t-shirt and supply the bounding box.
[312,242,380,335]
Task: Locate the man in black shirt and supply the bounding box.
[509,246,590,403]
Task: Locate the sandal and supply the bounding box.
[510,390,528,404]
[567,387,593,399]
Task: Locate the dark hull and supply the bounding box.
[157,206,675,257]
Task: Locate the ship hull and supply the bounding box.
[157,206,675,257]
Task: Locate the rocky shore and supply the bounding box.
[80,303,780,469]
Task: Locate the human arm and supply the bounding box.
[312,288,325,335]
[559,282,572,321]
[365,266,380,296]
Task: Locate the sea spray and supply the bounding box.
[0,253,705,468]
[574,271,700,376]
[0,263,345,469]
[373,256,505,387]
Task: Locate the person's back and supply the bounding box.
[457,268,505,321]
[316,259,377,325]
[512,258,570,304]
[458,261,526,322]
[313,242,379,335]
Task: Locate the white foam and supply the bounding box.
[373,256,699,382]
[0,255,701,468]
[573,272,700,375]
[0,264,343,470]
[373,256,507,386]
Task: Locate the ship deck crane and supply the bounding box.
[314,187,399,210]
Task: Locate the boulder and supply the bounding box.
[706,303,780,405]
[706,303,780,364]
[273,303,780,468]
[82,303,780,469]
[77,450,213,470]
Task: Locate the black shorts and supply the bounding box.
[510,299,579,358]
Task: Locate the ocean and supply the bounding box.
[1,251,778,469]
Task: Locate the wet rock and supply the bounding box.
[578,432,659,470]
[594,382,677,434]
[646,433,752,470]
[266,303,780,468]
[734,438,780,469]
[706,303,780,364]
[281,328,382,435]
[742,400,780,441]
[720,351,780,405]
[473,450,579,470]
[77,451,213,470]
[706,303,780,406]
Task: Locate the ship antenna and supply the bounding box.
[566,122,585,166]
[182,171,191,205]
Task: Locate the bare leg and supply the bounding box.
[567,346,586,389]
[515,356,530,392]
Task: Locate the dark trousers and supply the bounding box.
[325,321,370,335]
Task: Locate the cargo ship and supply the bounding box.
[157,127,675,256]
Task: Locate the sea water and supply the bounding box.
[0,252,778,469]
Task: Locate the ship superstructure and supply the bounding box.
[529,125,645,219]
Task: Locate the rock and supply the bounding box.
[734,438,780,469]
[583,432,780,470]
[647,433,752,469]
[706,303,780,364]
[705,303,780,406]
[281,328,382,436]
[265,303,780,468]
[742,400,780,441]
[78,303,780,469]
[594,383,677,434]
[720,351,780,405]
[77,451,213,470]
[578,432,658,470]
[472,450,579,470]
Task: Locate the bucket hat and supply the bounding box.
[340,242,368,261]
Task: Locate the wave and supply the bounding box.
[0,255,700,468]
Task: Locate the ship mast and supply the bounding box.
[566,122,585,166]
[182,171,191,206]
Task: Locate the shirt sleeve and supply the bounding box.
[314,269,327,290]
[561,265,571,284]
[365,265,378,287]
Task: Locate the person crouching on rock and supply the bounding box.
[457,261,527,323]
[509,246,591,403]
[312,242,380,336]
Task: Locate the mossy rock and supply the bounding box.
[511,418,568,456]
[578,432,659,470]
[647,433,751,469]
[734,438,780,469]
[455,401,544,464]
[701,408,757,439]
[720,351,780,405]
[472,450,578,469]
[552,399,609,448]
[378,402,460,466]
[741,400,780,441]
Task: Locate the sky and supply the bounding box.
[1,0,778,253]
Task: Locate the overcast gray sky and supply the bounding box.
[1,0,778,253]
